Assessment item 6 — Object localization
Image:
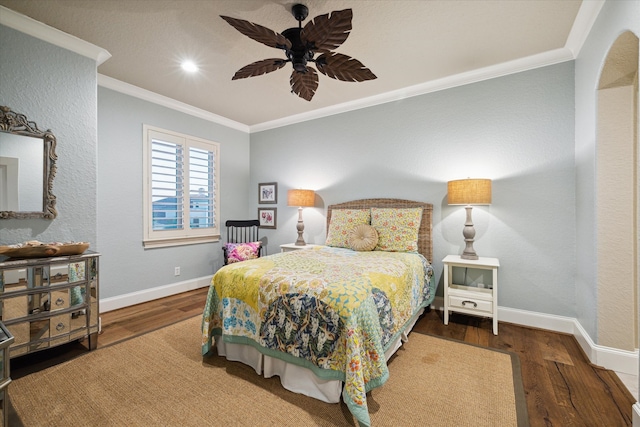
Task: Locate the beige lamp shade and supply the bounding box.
[287,189,315,207]
[447,179,492,205]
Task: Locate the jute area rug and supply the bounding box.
[10,316,528,426]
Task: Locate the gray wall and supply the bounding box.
[574,0,640,342]
[0,24,98,246]
[251,62,577,317]
[97,87,250,298]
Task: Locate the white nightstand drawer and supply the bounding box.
[449,295,492,314]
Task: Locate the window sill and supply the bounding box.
[143,235,220,249]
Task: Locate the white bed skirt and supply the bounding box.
[216,308,425,404]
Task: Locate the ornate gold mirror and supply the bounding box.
[0,106,57,219]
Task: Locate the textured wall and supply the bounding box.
[574,0,640,344]
[597,84,637,350]
[250,62,576,317]
[97,88,250,299]
[0,24,97,246]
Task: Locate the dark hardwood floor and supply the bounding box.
[97,287,207,347]
[412,305,636,427]
[12,287,637,426]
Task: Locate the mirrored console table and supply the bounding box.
[0,252,99,359]
[0,322,14,427]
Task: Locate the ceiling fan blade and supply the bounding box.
[290,67,319,101]
[232,59,288,80]
[315,52,377,82]
[221,16,292,50]
[301,9,352,52]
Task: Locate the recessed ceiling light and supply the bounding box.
[181,60,198,73]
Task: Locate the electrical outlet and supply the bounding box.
[174,266,181,276]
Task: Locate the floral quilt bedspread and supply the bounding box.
[201,246,435,427]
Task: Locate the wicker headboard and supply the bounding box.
[326,198,434,263]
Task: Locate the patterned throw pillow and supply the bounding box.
[225,242,261,263]
[371,207,423,252]
[348,224,379,251]
[325,209,371,248]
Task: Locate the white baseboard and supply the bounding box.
[432,296,639,376]
[634,402,640,426]
[103,287,638,376]
[99,275,212,313]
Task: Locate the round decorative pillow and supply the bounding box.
[348,224,379,251]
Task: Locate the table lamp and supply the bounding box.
[447,179,492,260]
[287,189,315,245]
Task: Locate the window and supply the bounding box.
[143,125,220,248]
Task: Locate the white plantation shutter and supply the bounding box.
[187,145,215,229]
[143,126,220,247]
[151,139,184,231]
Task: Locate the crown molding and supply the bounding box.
[98,74,250,133]
[1,2,602,135]
[98,44,574,135]
[564,0,606,57]
[0,5,111,65]
[98,44,573,135]
[250,47,575,133]
[250,1,604,133]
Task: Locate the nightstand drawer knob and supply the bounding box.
[462,300,478,308]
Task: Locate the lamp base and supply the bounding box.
[461,251,478,260]
[295,207,306,246]
[460,205,479,260]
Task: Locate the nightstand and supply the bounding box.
[442,255,500,335]
[280,243,322,253]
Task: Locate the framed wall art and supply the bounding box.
[258,182,277,204]
[258,208,277,229]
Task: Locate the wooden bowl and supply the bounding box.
[55,242,90,256]
[0,245,60,259]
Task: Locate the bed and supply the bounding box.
[201,198,435,426]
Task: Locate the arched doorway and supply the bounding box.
[596,31,639,354]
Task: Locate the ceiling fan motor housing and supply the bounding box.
[282,27,313,72]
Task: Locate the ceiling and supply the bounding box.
[0,0,587,129]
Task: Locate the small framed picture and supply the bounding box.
[258,208,277,229]
[258,182,277,204]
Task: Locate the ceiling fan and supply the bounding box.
[221,4,377,101]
